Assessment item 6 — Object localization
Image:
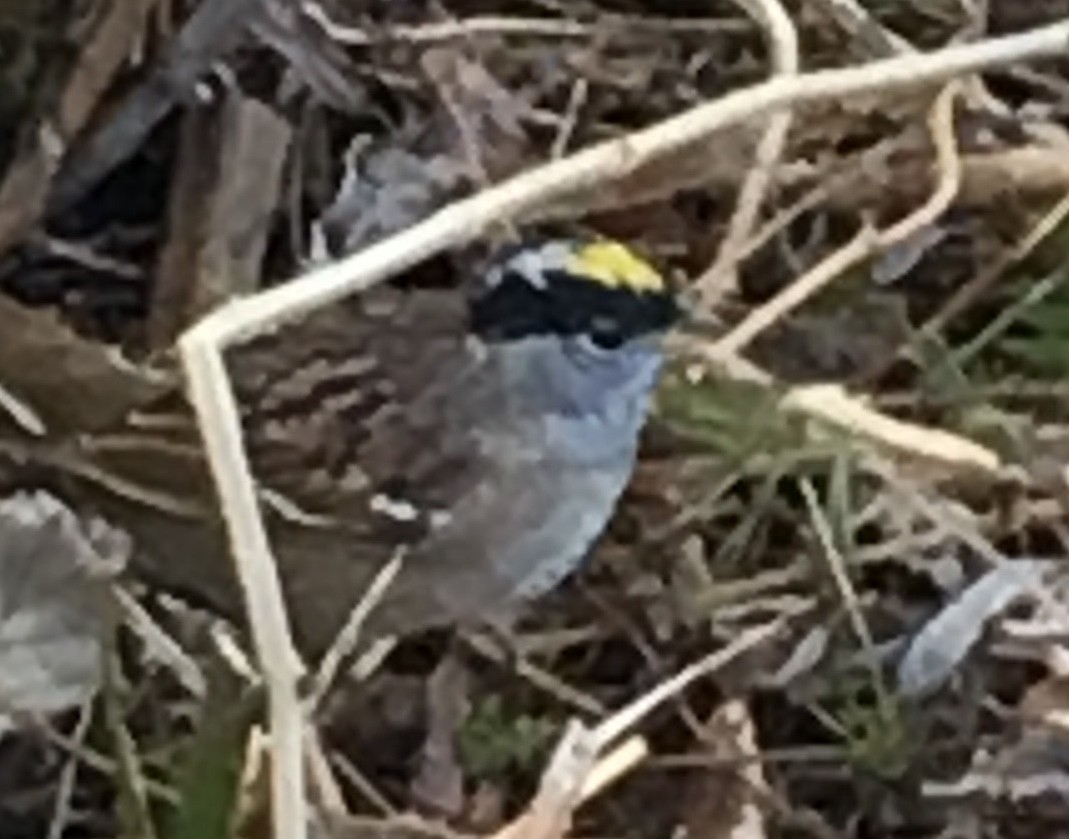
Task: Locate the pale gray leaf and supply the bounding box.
[0,492,118,730]
[871,224,948,285]
[761,625,828,688]
[898,559,1050,697]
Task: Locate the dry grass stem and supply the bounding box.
[115,588,207,699]
[578,736,649,800]
[305,726,348,815]
[330,752,398,817]
[783,383,1001,472]
[46,701,94,839]
[714,80,963,356]
[302,1,750,44]
[679,348,1002,471]
[489,622,781,839]
[698,0,799,306]
[800,479,877,655]
[177,336,308,839]
[878,82,964,243]
[0,382,47,436]
[804,0,915,56]
[591,620,783,749]
[462,630,607,716]
[713,224,880,356]
[310,551,404,710]
[924,187,1069,335]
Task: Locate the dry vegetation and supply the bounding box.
[1,0,1069,837]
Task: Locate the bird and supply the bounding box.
[68,238,679,657]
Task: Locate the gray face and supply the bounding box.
[491,332,666,599]
[466,239,675,459]
[401,323,667,619]
[483,330,665,462]
[411,242,676,612]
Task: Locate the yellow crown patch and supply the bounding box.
[566,241,664,293]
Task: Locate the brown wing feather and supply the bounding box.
[230,286,480,525]
[72,284,520,654]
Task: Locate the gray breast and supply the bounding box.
[344,331,663,629]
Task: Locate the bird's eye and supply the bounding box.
[588,316,624,350]
[574,330,622,356]
[590,329,624,350]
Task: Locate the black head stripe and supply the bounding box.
[470,269,678,344]
[469,269,552,342]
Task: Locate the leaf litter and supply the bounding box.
[1,1,1069,837]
